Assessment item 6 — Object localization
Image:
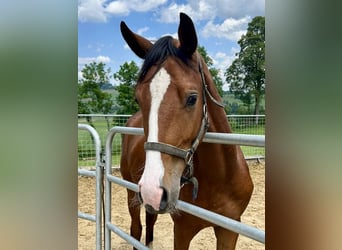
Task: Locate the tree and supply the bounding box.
[114,61,139,114]
[225,16,265,119]
[78,62,114,127]
[198,46,224,96]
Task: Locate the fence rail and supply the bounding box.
[78,114,265,169]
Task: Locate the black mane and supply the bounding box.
[138,36,190,81]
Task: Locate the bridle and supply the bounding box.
[144,55,224,200]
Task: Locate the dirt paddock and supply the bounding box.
[78,161,265,249]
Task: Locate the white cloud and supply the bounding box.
[157,0,264,23]
[78,0,108,22]
[132,0,167,12]
[156,0,263,41]
[213,50,235,73]
[105,0,167,16]
[96,55,111,63]
[78,0,168,22]
[211,47,240,90]
[105,1,130,16]
[201,16,251,41]
[158,2,214,23]
[78,55,112,79]
[78,55,111,65]
[209,0,264,19]
[137,26,149,35]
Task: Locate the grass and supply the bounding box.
[78,116,265,168]
[78,154,121,168]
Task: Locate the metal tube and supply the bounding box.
[78,169,96,177]
[104,129,116,250]
[203,132,265,147]
[78,124,102,250]
[104,128,150,250]
[106,223,149,250]
[106,126,265,147]
[78,211,96,222]
[176,200,265,244]
[109,126,144,136]
[105,169,265,245]
[107,174,139,192]
[78,114,132,117]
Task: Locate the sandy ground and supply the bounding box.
[78,161,265,249]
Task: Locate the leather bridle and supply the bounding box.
[143,56,224,199]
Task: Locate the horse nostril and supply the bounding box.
[159,188,168,211]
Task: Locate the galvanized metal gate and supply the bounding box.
[103,127,265,250]
[78,124,265,249]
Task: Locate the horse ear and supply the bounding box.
[178,12,198,57]
[120,21,153,59]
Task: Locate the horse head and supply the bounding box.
[121,13,209,214]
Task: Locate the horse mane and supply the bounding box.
[138,36,191,81]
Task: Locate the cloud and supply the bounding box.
[96,55,111,63]
[78,55,112,79]
[212,47,240,90]
[105,0,168,16]
[137,26,149,35]
[213,49,238,73]
[78,0,168,22]
[78,0,264,25]
[201,16,251,41]
[157,0,264,23]
[78,55,111,65]
[209,0,264,19]
[130,0,167,12]
[105,0,130,16]
[155,0,263,41]
[78,0,107,22]
[158,2,215,23]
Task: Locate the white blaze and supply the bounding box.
[138,68,171,210]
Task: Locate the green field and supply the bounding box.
[78,116,265,168]
[78,116,126,167]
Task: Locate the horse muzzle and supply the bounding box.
[138,185,177,214]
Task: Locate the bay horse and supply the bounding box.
[120,13,253,249]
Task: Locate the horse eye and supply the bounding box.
[186,94,197,107]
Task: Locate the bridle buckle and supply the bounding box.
[184,149,194,167]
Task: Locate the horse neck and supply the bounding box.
[196,68,244,176]
[201,63,232,134]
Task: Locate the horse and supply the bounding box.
[119,13,253,249]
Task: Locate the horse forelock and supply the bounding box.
[138,36,191,82]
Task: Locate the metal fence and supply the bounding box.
[77,123,265,249]
[104,127,265,250]
[78,114,265,169]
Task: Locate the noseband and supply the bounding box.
[144,56,224,199]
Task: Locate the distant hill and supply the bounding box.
[222,91,265,115]
[100,83,114,90]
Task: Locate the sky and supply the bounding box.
[78,0,264,89]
